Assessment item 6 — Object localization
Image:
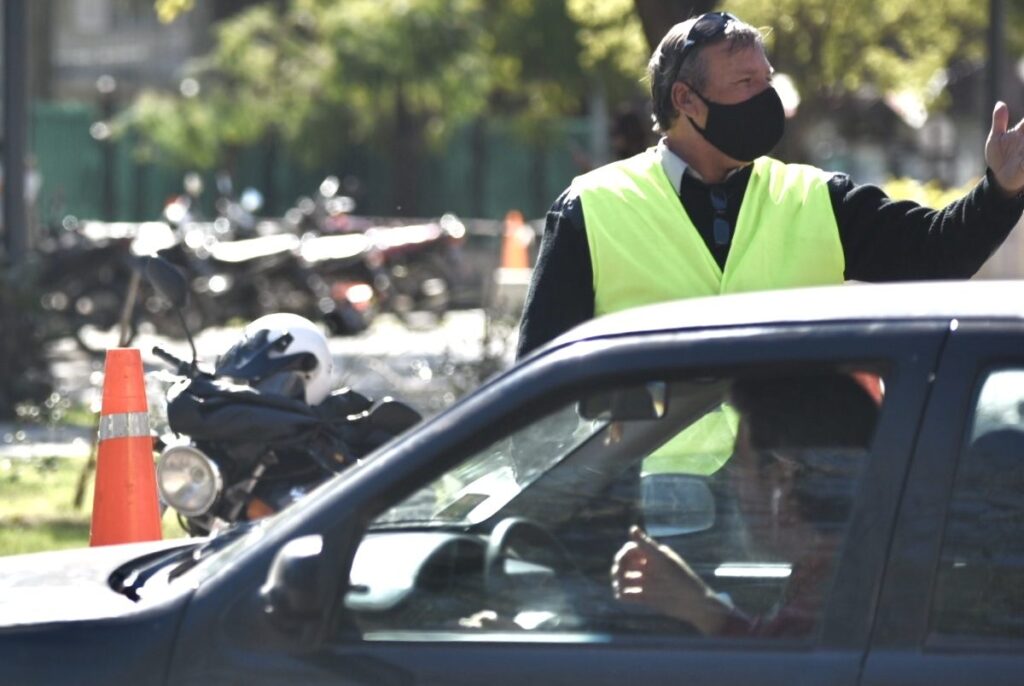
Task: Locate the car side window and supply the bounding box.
[930,369,1024,640]
[342,368,882,643]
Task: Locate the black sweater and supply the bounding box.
[516,165,1024,358]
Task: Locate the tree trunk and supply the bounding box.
[263,134,277,214]
[392,84,421,217]
[632,0,720,52]
[530,144,548,219]
[28,1,52,100]
[211,0,277,21]
[468,118,487,218]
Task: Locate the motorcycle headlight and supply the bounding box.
[156,446,223,517]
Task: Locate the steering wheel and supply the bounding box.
[483,516,579,596]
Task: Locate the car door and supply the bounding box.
[287,321,944,686]
[862,321,1024,686]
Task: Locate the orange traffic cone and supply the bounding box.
[500,210,532,269]
[89,348,162,546]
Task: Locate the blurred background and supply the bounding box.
[1,0,1022,243]
[1,0,1023,411]
[0,1,1023,553]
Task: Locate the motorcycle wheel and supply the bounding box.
[389,255,451,330]
[324,302,369,336]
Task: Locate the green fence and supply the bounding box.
[29,101,592,227]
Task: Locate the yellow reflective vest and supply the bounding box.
[573,150,845,474]
[574,149,844,317]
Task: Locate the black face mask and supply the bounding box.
[686,85,785,162]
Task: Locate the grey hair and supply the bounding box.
[647,16,766,134]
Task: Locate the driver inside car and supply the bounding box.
[610,373,879,637]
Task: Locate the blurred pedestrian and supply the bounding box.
[517,11,1024,357]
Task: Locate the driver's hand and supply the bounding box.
[611,525,730,635]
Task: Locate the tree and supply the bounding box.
[724,0,990,161]
[129,0,607,215]
[0,265,53,420]
[154,0,196,23]
[573,0,1002,163]
[728,0,985,105]
[601,0,1000,113]
[129,1,496,213]
[137,0,1006,207]
[632,0,719,51]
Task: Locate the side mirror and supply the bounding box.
[260,535,327,639]
[640,473,715,537]
[140,255,189,309]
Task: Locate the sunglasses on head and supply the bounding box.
[674,11,739,78]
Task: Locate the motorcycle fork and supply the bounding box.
[224,453,277,522]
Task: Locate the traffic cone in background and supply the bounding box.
[491,209,534,316]
[90,348,162,546]
[500,210,532,269]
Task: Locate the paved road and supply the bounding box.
[1,309,518,460]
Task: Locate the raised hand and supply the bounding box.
[985,101,1024,197]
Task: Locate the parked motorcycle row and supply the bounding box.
[35,218,181,353]
[37,172,470,354]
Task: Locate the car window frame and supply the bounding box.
[318,321,946,653]
[163,319,949,686]
[864,320,1024,683]
[925,364,1024,647]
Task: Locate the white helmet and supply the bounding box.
[215,313,335,405]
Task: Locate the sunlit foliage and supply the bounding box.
[154,0,195,24]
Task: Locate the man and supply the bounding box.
[516,11,1024,358]
[610,373,880,637]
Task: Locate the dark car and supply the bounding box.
[5,280,1024,685]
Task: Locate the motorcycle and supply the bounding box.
[366,213,468,325]
[164,171,278,240]
[285,175,467,326]
[299,213,468,327]
[140,256,422,536]
[283,175,374,237]
[294,230,382,329]
[157,216,370,336]
[36,218,181,354]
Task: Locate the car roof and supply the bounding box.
[552,280,1024,347]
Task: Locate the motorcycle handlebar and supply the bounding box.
[152,345,195,377]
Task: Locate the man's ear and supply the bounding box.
[672,81,701,120]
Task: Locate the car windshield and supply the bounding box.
[146,400,583,581]
[370,403,609,528]
[163,377,721,565]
